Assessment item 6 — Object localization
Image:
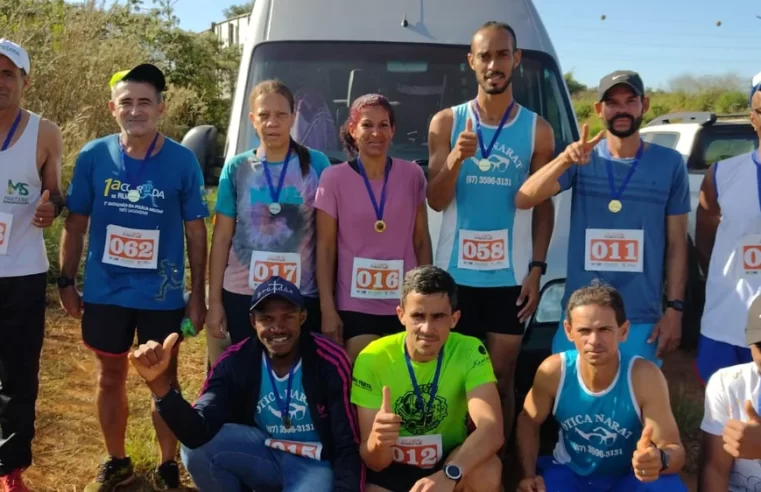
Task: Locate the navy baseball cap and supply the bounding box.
[250,276,304,313]
[750,71,761,105]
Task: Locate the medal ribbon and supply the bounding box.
[403,338,444,423]
[264,354,296,427]
[262,143,293,205]
[356,157,391,225]
[1,110,22,151]
[120,132,160,187]
[471,99,515,160]
[601,140,644,203]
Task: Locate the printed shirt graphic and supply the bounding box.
[66,135,209,310]
[558,142,690,324]
[215,148,330,297]
[552,350,643,477]
[701,361,761,491]
[255,356,322,454]
[351,332,496,454]
[434,102,536,288]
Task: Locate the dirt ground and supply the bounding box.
[22,301,705,491]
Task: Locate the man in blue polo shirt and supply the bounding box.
[59,63,209,491]
[516,70,690,364]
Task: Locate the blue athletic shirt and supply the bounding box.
[66,134,210,310]
[255,356,323,459]
[552,350,643,477]
[434,102,536,288]
[558,142,690,324]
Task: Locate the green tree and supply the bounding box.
[564,72,587,96]
[223,1,254,18]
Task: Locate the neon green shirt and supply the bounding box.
[351,332,497,453]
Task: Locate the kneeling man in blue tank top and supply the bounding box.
[515,284,687,491]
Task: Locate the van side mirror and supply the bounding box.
[181,125,223,186]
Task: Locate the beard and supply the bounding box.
[605,113,642,138]
[480,71,513,95]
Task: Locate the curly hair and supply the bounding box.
[249,79,311,176]
[339,93,396,158]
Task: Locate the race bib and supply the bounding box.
[102,225,160,269]
[350,258,403,300]
[249,251,301,289]
[0,212,13,256]
[457,229,509,271]
[391,435,443,469]
[264,438,323,461]
[737,235,761,278]
[584,229,644,273]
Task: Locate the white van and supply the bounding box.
[184,0,580,391]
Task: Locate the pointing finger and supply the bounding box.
[579,123,589,144]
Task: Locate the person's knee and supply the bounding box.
[96,356,128,390]
[460,455,502,492]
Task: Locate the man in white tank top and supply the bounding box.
[695,71,761,385]
[0,39,64,492]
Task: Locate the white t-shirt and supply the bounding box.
[701,361,761,491]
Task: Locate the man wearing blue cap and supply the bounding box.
[129,276,363,491]
[694,71,761,385]
[59,63,210,490]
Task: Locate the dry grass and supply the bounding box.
[24,293,208,492]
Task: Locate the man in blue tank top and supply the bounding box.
[517,71,690,365]
[427,21,557,447]
[515,284,687,491]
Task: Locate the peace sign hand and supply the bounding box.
[563,124,606,166]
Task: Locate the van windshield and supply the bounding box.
[239,41,577,167]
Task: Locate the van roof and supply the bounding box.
[249,0,558,56]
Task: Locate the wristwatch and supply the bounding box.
[444,464,463,482]
[529,260,547,275]
[659,447,669,472]
[666,300,685,312]
[57,275,74,289]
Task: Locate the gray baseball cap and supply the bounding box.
[598,70,644,101]
[746,296,761,346]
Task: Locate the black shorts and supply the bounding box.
[366,452,451,491]
[455,285,526,338]
[82,303,185,356]
[223,289,322,344]
[339,310,401,340]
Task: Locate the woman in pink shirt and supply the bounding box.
[315,94,432,361]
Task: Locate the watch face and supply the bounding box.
[445,464,462,480]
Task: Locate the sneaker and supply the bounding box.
[0,469,29,492]
[84,456,135,492]
[152,460,180,491]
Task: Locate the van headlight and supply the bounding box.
[532,279,566,325]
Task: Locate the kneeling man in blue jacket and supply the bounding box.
[128,276,363,492]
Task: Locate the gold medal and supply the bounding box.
[477,158,491,172]
[374,220,386,233]
[608,199,622,213]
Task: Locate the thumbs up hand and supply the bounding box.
[722,400,761,459]
[452,118,478,163]
[632,424,662,483]
[128,333,180,396]
[370,386,402,450]
[33,189,55,228]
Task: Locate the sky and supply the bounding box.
[101,0,761,89]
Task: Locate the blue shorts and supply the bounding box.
[552,314,661,367]
[696,334,752,384]
[537,456,687,491]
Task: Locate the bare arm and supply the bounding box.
[357,406,394,472]
[633,359,686,474]
[39,118,64,214]
[60,213,88,278]
[665,213,688,305]
[446,382,504,477]
[515,154,569,209]
[698,432,732,492]
[529,119,556,265]
[208,215,235,304]
[426,109,472,212]
[695,164,720,275]
[185,218,208,299]
[517,355,561,478]
[412,201,432,265]
[316,209,339,313]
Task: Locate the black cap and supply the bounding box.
[250,276,304,313]
[109,63,166,93]
[598,70,644,101]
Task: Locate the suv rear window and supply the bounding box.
[641,132,679,150]
[688,124,758,172]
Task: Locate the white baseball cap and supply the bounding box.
[0,39,30,74]
[750,70,761,104]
